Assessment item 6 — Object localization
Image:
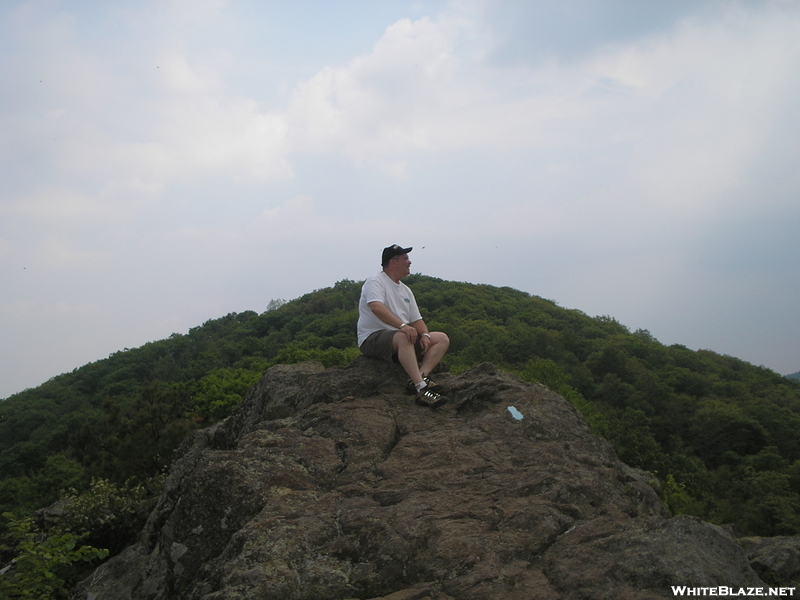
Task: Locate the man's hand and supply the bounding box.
[369,301,420,345]
[418,333,432,355]
[401,323,419,344]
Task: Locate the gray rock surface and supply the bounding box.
[739,535,800,586]
[78,359,773,599]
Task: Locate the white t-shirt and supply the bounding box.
[357,271,423,346]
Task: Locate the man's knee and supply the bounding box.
[431,331,450,348]
[392,330,414,351]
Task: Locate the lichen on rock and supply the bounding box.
[77,358,771,599]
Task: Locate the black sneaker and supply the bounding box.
[415,387,448,408]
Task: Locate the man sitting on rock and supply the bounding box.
[357,244,450,408]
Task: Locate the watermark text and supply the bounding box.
[672,587,796,597]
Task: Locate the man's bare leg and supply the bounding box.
[419,332,450,379]
[393,331,423,385]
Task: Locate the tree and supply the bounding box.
[0,512,108,600]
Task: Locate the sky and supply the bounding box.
[2,0,800,399]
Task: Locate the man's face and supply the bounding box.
[392,253,411,276]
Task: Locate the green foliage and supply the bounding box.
[0,453,85,522]
[708,447,800,536]
[70,381,200,484]
[57,477,152,556]
[518,358,607,433]
[0,512,108,600]
[268,344,360,369]
[1,274,800,550]
[660,474,697,516]
[191,365,268,422]
[601,408,667,471]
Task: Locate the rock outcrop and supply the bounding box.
[739,536,800,587]
[78,359,777,599]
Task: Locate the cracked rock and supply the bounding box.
[76,358,769,599]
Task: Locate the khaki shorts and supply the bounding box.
[360,329,424,364]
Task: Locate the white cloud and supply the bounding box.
[581,11,800,219]
[254,195,394,254]
[2,2,293,217]
[260,194,316,223]
[2,185,118,220]
[155,52,221,94]
[154,94,292,184]
[3,0,800,399]
[286,15,468,173]
[0,236,14,262]
[276,0,800,208]
[164,0,229,24]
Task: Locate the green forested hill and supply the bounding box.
[2,276,800,542]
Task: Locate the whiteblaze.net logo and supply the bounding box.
[671,587,796,597]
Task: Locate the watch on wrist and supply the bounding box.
[399,323,407,329]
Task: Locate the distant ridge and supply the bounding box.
[788,371,800,381]
[2,275,800,557]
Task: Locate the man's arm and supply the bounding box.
[413,320,432,353]
[368,301,419,343]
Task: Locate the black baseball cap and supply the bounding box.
[381,244,412,267]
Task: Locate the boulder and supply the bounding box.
[77,359,772,599]
[739,535,800,586]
